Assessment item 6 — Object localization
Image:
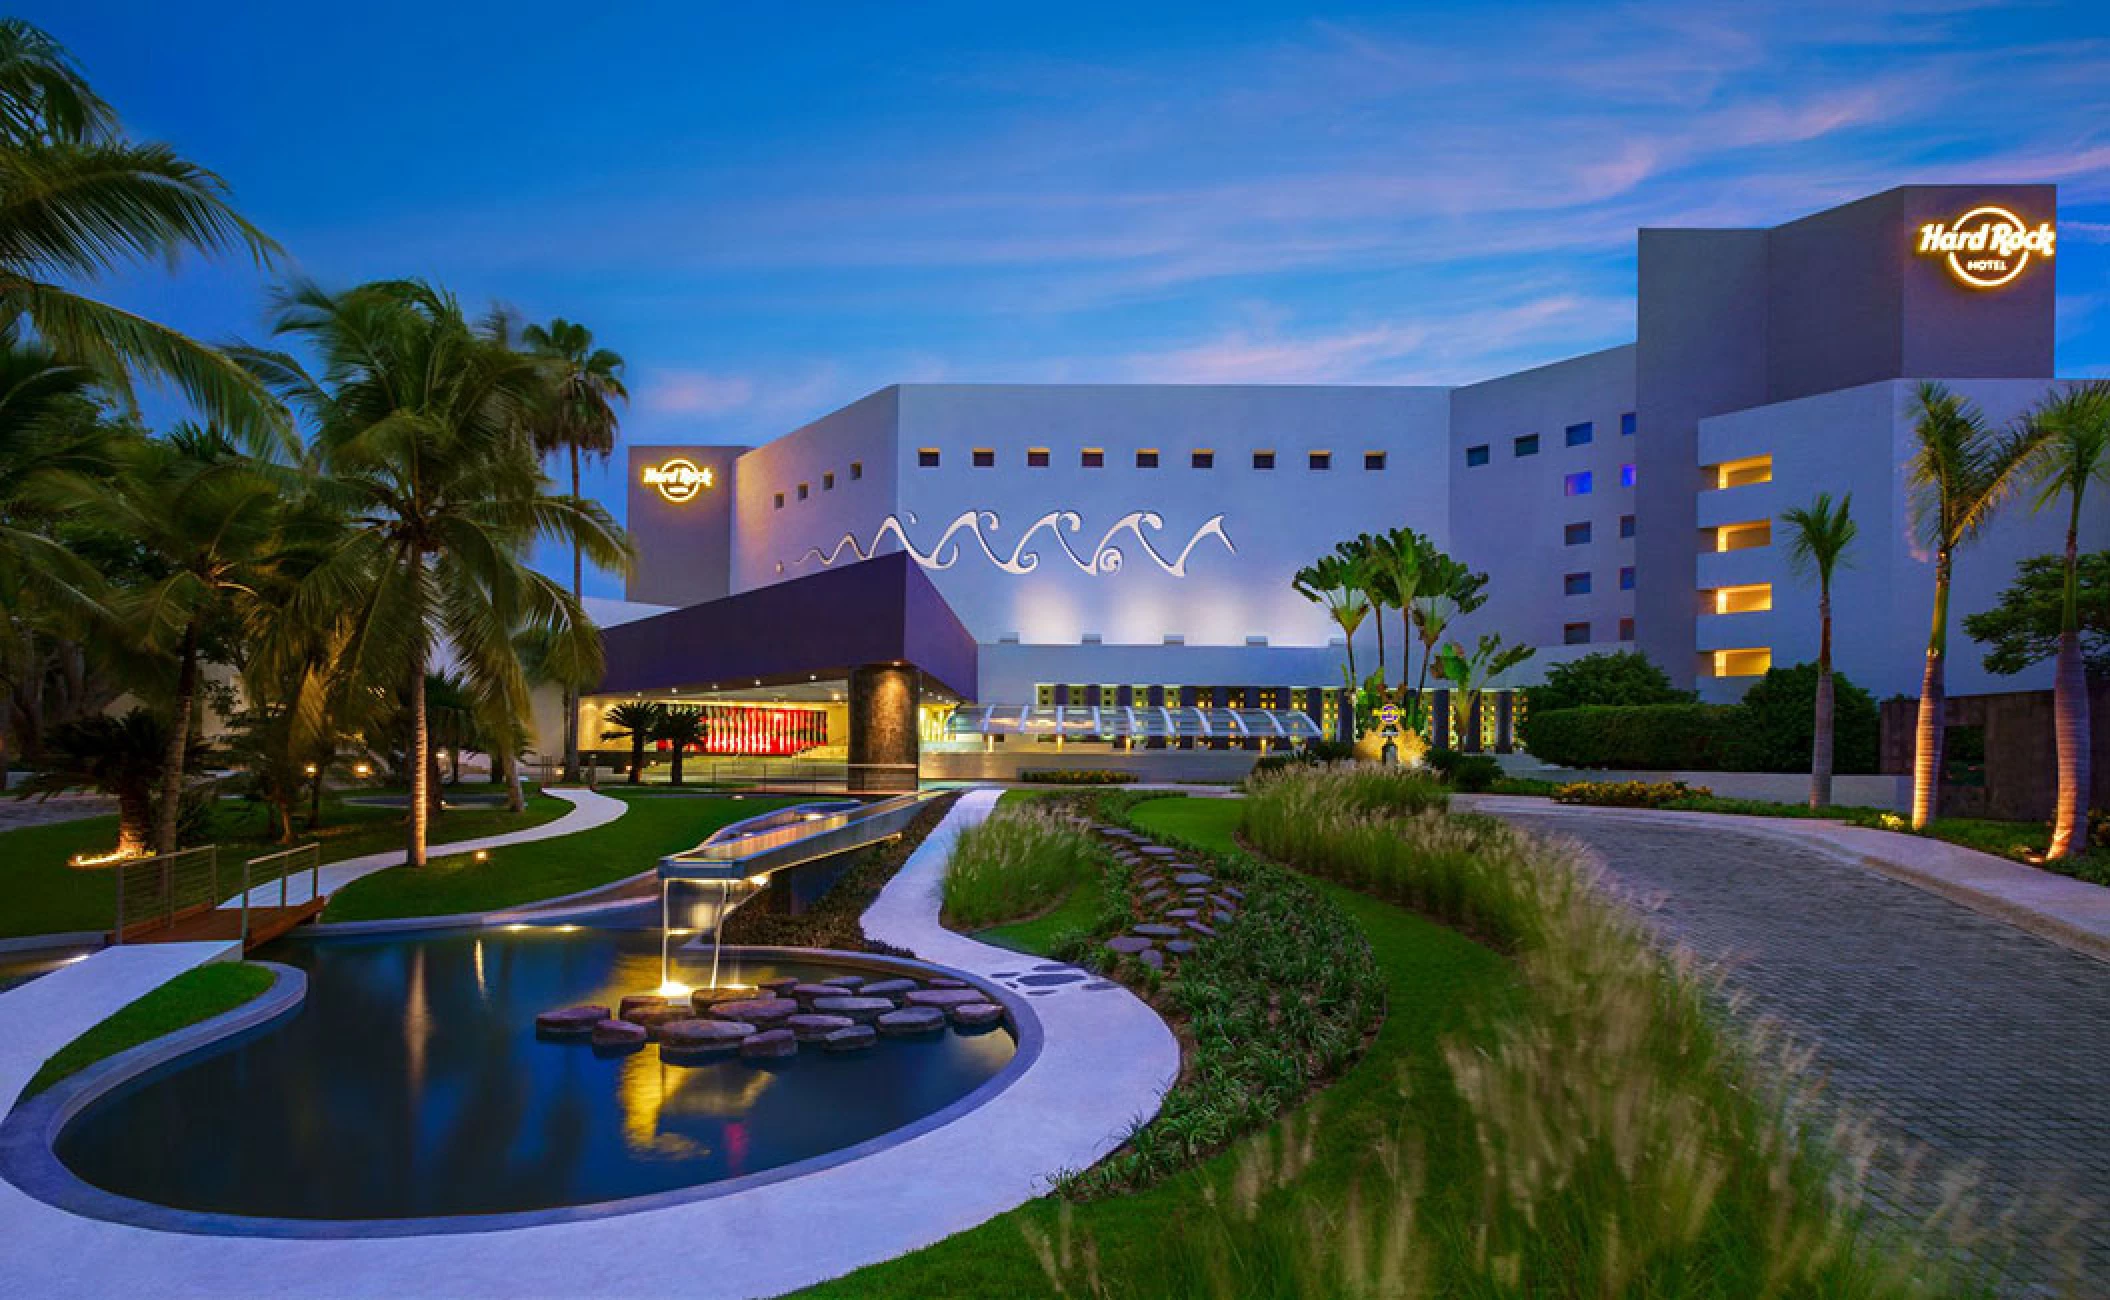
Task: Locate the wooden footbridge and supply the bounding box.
[111,843,326,952]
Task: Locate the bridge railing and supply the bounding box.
[239,843,322,946]
[112,845,219,943]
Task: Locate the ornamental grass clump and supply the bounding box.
[941,802,1109,929]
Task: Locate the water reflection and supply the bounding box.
[55,928,1014,1220]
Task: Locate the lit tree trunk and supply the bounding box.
[503,745,525,813]
[1810,583,1834,810]
[114,785,153,858]
[154,619,201,856]
[406,569,430,868]
[1911,554,1951,830]
[561,443,583,783]
[2049,509,2088,860]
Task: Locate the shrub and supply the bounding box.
[1524,649,1691,716]
[1245,760,1449,817]
[1422,747,1501,792]
[1554,779,1712,808]
[941,802,1109,928]
[1735,661,1879,773]
[1017,768,1138,785]
[1525,703,1749,770]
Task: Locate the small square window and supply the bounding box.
[1566,421,1594,447]
[1621,412,1637,437]
[773,491,785,509]
[1081,448,1104,468]
[1136,448,1160,468]
[1191,449,1214,469]
[822,472,835,491]
[1563,621,1592,646]
[1564,521,1592,546]
[972,448,995,468]
[797,482,809,501]
[850,461,863,480]
[1620,565,1636,591]
[1027,447,1050,468]
[1564,571,1592,596]
[1253,450,1276,470]
[1621,463,1637,488]
[1618,617,1636,642]
[917,448,940,468]
[1465,444,1491,467]
[1364,451,1386,471]
[1620,514,1636,539]
[1515,434,1540,457]
[1564,471,1593,497]
[1308,450,1332,471]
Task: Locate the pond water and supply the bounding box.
[54,927,1015,1221]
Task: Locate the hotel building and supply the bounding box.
[585,184,2102,785]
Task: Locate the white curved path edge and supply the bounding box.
[0,786,1182,1299]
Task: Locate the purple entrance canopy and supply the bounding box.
[597,551,978,701]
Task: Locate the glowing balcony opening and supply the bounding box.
[1711,647,1772,678]
[1713,519,1772,552]
[1709,583,1774,614]
[1708,455,1774,490]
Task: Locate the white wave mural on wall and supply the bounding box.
[790,509,1236,577]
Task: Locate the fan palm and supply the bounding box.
[244,279,629,865]
[19,707,194,859]
[1780,492,1858,809]
[522,318,626,781]
[2011,381,2110,858]
[1903,383,2029,828]
[601,700,666,784]
[654,705,705,786]
[1293,553,1370,685]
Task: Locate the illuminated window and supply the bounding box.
[1621,412,1637,436]
[1515,433,1540,457]
[773,492,784,509]
[1564,471,1593,496]
[1308,450,1332,470]
[1620,514,1636,538]
[1081,447,1105,468]
[1253,450,1275,470]
[822,472,835,491]
[1619,565,1635,591]
[1707,454,1774,490]
[972,448,995,468]
[1564,521,1591,545]
[1713,519,1771,552]
[1618,617,1636,641]
[850,461,863,480]
[1192,449,1214,469]
[1364,451,1386,470]
[1136,448,1160,468]
[1620,463,1637,488]
[1026,447,1050,468]
[1563,621,1591,645]
[917,448,940,468]
[1566,421,1594,447]
[1711,647,1772,678]
[1564,572,1591,596]
[1707,583,1773,614]
[796,482,809,500]
[1465,444,1490,467]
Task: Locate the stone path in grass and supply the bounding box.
[1091,825,1243,971]
[1489,804,2110,1293]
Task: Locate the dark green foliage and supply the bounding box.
[1016,768,1137,785]
[1422,747,1501,791]
[1963,551,2110,676]
[1523,650,1691,717]
[1736,662,1879,774]
[1524,703,1748,770]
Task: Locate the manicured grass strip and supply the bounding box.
[798,798,1514,1298]
[973,877,1104,956]
[321,792,799,922]
[23,961,276,1099]
[0,791,571,941]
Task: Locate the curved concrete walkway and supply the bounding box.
[0,786,1181,1299]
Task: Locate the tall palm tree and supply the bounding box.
[245,280,629,865]
[1410,547,1487,706]
[522,318,626,782]
[1780,492,1858,809]
[1337,535,1390,684]
[654,706,705,786]
[0,20,283,450]
[1904,383,2028,829]
[2012,381,2110,859]
[1293,552,1370,685]
[601,700,665,784]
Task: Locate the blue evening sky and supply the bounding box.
[28,0,2110,596]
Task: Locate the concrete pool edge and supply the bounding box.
[0,943,1042,1240]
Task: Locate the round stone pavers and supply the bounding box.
[878,1006,946,1036]
[810,995,895,1022]
[534,1005,607,1038]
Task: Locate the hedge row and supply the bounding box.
[1524,662,1880,773]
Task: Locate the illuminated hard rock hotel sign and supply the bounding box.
[1915,205,2056,290]
[641,457,714,503]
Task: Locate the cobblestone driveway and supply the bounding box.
[1496,810,2108,1295]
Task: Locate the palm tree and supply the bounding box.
[245,279,629,865]
[1903,383,2029,828]
[1433,633,1534,750]
[601,700,665,784]
[654,706,705,786]
[20,707,192,859]
[2012,381,2110,858]
[1780,492,1859,809]
[521,318,626,782]
[1410,548,1487,706]
[0,20,283,449]
[1293,553,1370,685]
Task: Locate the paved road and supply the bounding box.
[1496,809,2108,1295]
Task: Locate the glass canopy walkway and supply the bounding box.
[943,704,1324,742]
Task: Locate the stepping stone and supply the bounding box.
[1165,940,1197,955]
[905,988,985,1008]
[1106,936,1155,955]
[811,996,895,1022]
[1018,972,1083,987]
[791,983,852,1003]
[1186,921,1217,938]
[1138,949,1164,969]
[926,977,970,990]
[706,997,798,1024]
[1140,846,1178,857]
[535,1005,608,1038]
[758,976,801,995]
[1167,907,1200,919]
[1214,909,1237,926]
[740,1028,799,1059]
[1219,885,1244,900]
[858,978,921,998]
[949,1002,1004,1028]
[1174,872,1213,886]
[630,1005,688,1034]
[617,994,667,1021]
[687,987,755,1010]
[823,1024,878,1052]
[591,1019,647,1051]
[878,1006,947,1036]
[660,1018,754,1057]
[787,1013,855,1042]
[821,974,867,990]
[1133,923,1181,938]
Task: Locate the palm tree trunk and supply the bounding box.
[670,745,685,787]
[503,746,525,813]
[2049,514,2088,859]
[629,735,644,784]
[1811,586,1834,810]
[561,444,583,783]
[407,570,431,866]
[115,786,153,858]
[1911,558,1951,829]
[154,620,201,856]
[1373,599,1386,682]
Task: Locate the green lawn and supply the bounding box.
[321,791,800,922]
[798,797,1517,1299]
[973,876,1105,955]
[22,961,277,1099]
[0,789,570,940]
